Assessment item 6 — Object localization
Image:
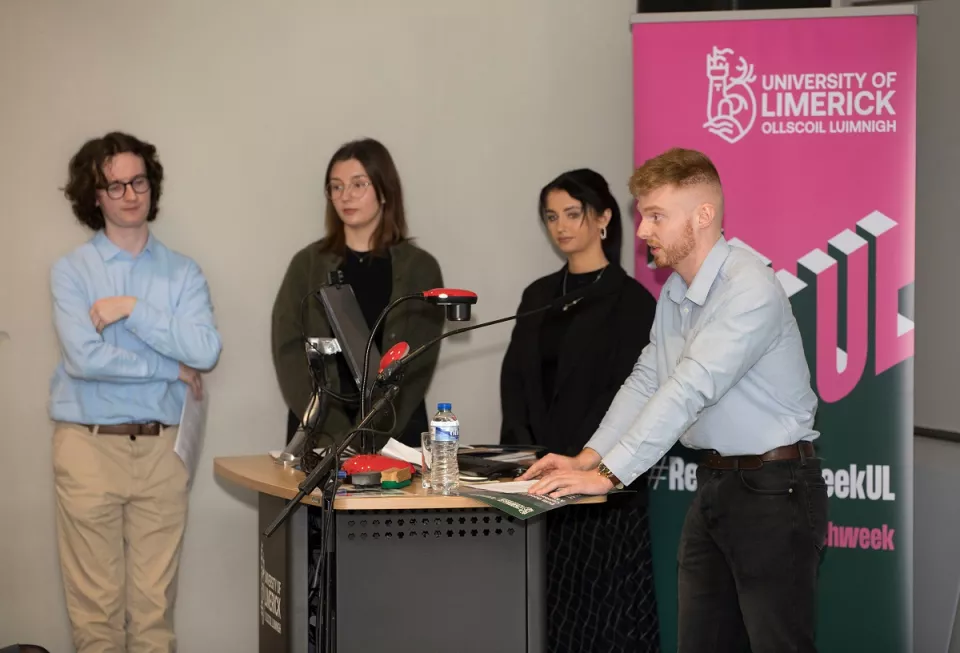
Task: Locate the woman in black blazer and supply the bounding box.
[500,169,660,653]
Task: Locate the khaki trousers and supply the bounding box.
[53,422,189,653]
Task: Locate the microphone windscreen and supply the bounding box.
[378,341,410,374]
[422,288,478,304]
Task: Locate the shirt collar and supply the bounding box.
[666,236,730,306]
[92,230,155,261]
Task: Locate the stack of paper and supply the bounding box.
[463,480,537,494]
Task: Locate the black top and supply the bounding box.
[342,248,393,351]
[500,264,657,469]
[337,247,393,408]
[539,267,609,408]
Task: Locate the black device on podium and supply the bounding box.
[261,276,602,652]
[318,280,382,399]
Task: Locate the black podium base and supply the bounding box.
[258,493,546,652]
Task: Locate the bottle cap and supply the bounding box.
[437,402,452,411]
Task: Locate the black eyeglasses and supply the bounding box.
[102,175,151,200]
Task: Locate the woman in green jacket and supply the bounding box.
[271,138,444,448]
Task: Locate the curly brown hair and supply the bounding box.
[63,132,164,230]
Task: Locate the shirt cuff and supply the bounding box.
[157,355,180,382]
[125,298,158,338]
[584,425,621,460]
[602,437,673,487]
[600,441,641,487]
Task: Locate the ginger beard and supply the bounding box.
[648,218,696,269]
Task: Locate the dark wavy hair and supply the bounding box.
[538,168,623,267]
[319,138,408,256]
[62,132,164,231]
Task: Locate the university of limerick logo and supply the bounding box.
[704,46,757,144]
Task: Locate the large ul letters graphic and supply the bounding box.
[774,211,913,403]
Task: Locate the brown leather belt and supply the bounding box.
[85,422,166,436]
[700,441,815,471]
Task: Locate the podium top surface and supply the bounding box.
[214,454,605,511]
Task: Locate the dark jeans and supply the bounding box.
[677,458,828,653]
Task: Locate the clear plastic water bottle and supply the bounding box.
[429,402,460,495]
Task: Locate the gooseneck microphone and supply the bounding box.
[375,280,602,387]
[420,288,478,321]
[357,288,477,451]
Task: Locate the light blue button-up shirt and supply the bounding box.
[586,237,819,486]
[49,231,222,425]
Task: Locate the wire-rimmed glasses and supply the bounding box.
[325,179,372,200]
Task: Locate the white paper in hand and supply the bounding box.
[176,390,209,488]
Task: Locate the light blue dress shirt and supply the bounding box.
[586,237,819,486]
[49,231,222,425]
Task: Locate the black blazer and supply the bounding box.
[500,264,657,458]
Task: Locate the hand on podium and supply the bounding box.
[519,448,612,498]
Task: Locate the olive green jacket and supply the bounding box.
[271,239,444,447]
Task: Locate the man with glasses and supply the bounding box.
[49,132,222,652]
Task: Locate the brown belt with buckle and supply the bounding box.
[85,422,166,436]
[700,441,815,471]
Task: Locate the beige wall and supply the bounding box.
[0,1,637,649]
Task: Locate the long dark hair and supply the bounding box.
[63,132,164,231]
[537,168,622,266]
[319,138,408,256]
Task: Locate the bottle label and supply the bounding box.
[433,425,459,443]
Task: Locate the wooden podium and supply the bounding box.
[215,455,602,653]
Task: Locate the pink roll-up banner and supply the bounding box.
[631,7,916,652]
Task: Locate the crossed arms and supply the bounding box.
[51,258,222,397]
